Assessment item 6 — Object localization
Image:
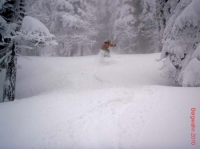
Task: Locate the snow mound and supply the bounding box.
[19,16,58,46]
[21,16,51,36]
[192,44,200,60]
[161,57,176,79]
[178,58,200,87]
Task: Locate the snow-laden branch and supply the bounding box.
[0,51,11,65]
[17,16,58,46]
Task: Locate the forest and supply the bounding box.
[1,0,200,94]
[0,0,200,148]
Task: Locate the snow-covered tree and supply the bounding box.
[0,0,56,102]
[107,0,137,53]
[159,0,200,86]
[89,0,110,53]
[16,16,58,56]
[25,0,99,56]
[107,0,159,53]
[135,0,159,53]
[0,0,25,102]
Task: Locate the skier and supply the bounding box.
[100,40,116,57]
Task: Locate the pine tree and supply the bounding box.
[154,0,200,86]
[0,0,25,101]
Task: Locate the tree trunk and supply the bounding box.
[3,44,17,101]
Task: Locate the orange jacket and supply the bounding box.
[101,41,116,49]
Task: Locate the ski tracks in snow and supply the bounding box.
[60,56,163,148]
[59,86,162,149]
[13,55,168,148]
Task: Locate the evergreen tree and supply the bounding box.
[0,0,25,101]
[25,0,99,56]
[108,0,159,53]
[159,0,200,86]
[133,0,158,53]
[108,0,136,53]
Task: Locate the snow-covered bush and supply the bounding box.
[17,16,57,46]
[178,44,200,86]
[178,58,200,87]
[192,44,200,60]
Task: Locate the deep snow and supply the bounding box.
[0,53,199,149]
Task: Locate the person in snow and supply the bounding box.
[101,40,116,57]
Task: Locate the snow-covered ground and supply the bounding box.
[0,53,199,149]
